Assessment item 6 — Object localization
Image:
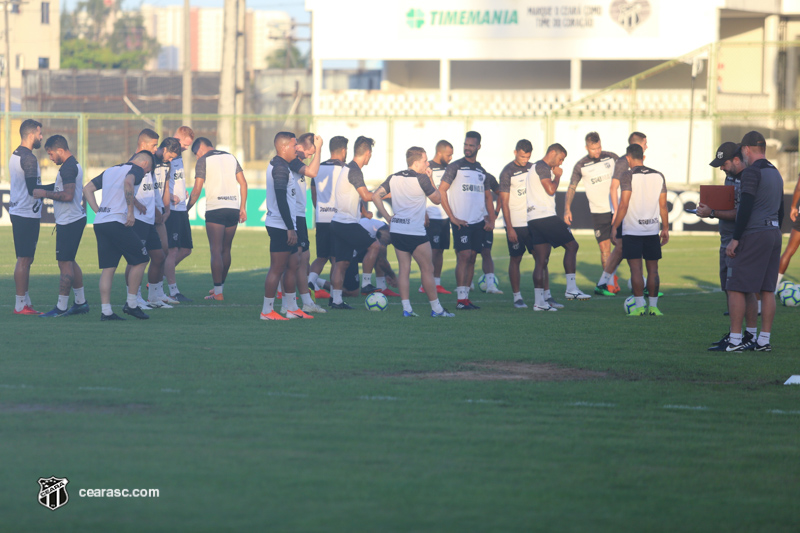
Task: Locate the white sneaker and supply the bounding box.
[533,303,557,312]
[302,302,327,313]
[148,299,173,309]
[564,289,591,300]
[136,296,152,310]
[486,285,504,294]
[546,297,564,309]
[161,294,180,305]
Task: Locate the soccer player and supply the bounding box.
[340,222,394,298]
[723,131,784,352]
[564,132,619,280]
[499,139,534,308]
[527,144,592,311]
[34,135,89,317]
[186,137,248,301]
[479,172,503,294]
[164,125,195,302]
[698,142,758,351]
[9,119,43,315]
[438,131,496,310]
[594,132,649,295]
[419,139,454,294]
[261,132,311,320]
[308,136,348,298]
[329,136,381,309]
[372,146,454,317]
[83,151,155,320]
[611,144,669,316]
[776,176,800,290]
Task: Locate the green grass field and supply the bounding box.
[1,226,799,532]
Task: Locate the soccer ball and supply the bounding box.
[365,292,388,311]
[779,284,800,307]
[478,274,501,292]
[778,280,794,295]
[623,295,637,315]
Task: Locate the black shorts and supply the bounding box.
[615,224,623,240]
[528,216,575,248]
[426,218,450,250]
[205,208,239,228]
[344,260,360,292]
[506,226,534,257]
[391,232,428,253]
[622,234,662,261]
[452,221,485,253]
[727,229,781,293]
[719,244,732,291]
[315,222,333,258]
[11,214,40,258]
[592,212,613,243]
[56,218,86,262]
[166,210,193,249]
[332,221,375,262]
[266,225,299,254]
[132,220,162,251]
[296,217,310,252]
[94,222,149,269]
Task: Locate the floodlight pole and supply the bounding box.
[182,0,191,128]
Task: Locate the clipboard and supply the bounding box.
[699,185,735,210]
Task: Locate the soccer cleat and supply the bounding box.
[436,285,452,294]
[466,301,480,310]
[513,299,528,309]
[330,301,353,310]
[610,275,621,293]
[724,341,748,352]
[13,305,41,315]
[172,293,192,303]
[122,303,149,320]
[100,312,125,321]
[418,285,425,293]
[308,282,317,291]
[314,289,331,299]
[148,300,173,309]
[381,288,401,297]
[456,300,478,310]
[161,294,180,305]
[39,306,69,318]
[595,284,616,296]
[485,285,504,294]
[65,301,90,316]
[627,306,646,316]
[546,298,564,309]
[643,289,664,297]
[754,342,772,352]
[533,303,557,312]
[302,302,327,314]
[204,293,224,301]
[565,290,591,300]
[360,284,380,294]
[431,308,455,317]
[284,308,314,319]
[648,306,664,316]
[260,310,288,321]
[136,295,153,310]
[710,333,730,347]
[403,310,419,317]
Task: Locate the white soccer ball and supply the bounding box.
[777,280,794,295]
[478,274,501,292]
[779,284,800,307]
[365,292,388,311]
[623,295,637,315]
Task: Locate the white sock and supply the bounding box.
[284,292,298,311]
[565,273,578,292]
[300,292,314,306]
[308,272,319,288]
[402,299,413,312]
[101,303,113,316]
[169,283,179,296]
[332,289,343,304]
[513,291,522,301]
[758,299,762,314]
[127,293,138,309]
[598,272,612,286]
[376,276,387,290]
[317,278,327,288]
[456,286,467,300]
[148,283,157,302]
[57,295,69,311]
[277,281,282,293]
[137,286,143,298]
[757,332,771,345]
[635,296,646,308]
[154,282,164,298]
[746,327,757,337]
[649,296,658,308]
[534,288,545,307]
[15,295,25,312]
[214,285,223,295]
[729,332,743,345]
[430,298,444,314]
[73,287,86,305]
[486,273,496,286]
[24,291,31,305]
[544,289,552,300]
[262,297,274,315]
[361,273,372,287]
[775,273,784,293]
[434,277,442,286]
[469,282,474,290]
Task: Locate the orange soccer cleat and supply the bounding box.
[260,310,288,321]
[285,309,314,319]
[204,293,224,301]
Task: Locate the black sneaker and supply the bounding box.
[466,301,480,310]
[328,297,334,307]
[173,293,193,303]
[754,342,772,352]
[308,282,317,292]
[39,306,69,318]
[330,301,353,310]
[724,340,749,352]
[65,301,90,316]
[710,332,729,347]
[360,284,380,294]
[101,312,125,321]
[741,331,756,351]
[123,303,150,320]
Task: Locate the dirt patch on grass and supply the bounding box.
[392,361,607,382]
[0,403,150,414]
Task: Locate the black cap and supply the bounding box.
[740,130,766,147]
[709,142,740,167]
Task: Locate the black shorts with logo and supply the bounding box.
[94,221,149,269]
[426,218,450,250]
[391,232,429,253]
[591,212,614,243]
[56,217,86,262]
[266,225,299,254]
[10,214,40,258]
[452,221,485,253]
[166,210,193,249]
[296,217,310,252]
[205,208,239,228]
[315,222,333,258]
[506,226,534,257]
[622,234,662,261]
[528,216,575,248]
[132,219,162,251]
[332,221,375,262]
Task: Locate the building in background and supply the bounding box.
[140,4,292,73]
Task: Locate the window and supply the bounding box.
[41,2,49,24]
[15,54,23,70]
[11,3,20,14]
[38,57,49,69]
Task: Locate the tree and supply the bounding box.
[266,44,307,69]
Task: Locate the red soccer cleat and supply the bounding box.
[13,305,41,315]
[436,285,452,294]
[381,288,400,297]
[314,289,331,299]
